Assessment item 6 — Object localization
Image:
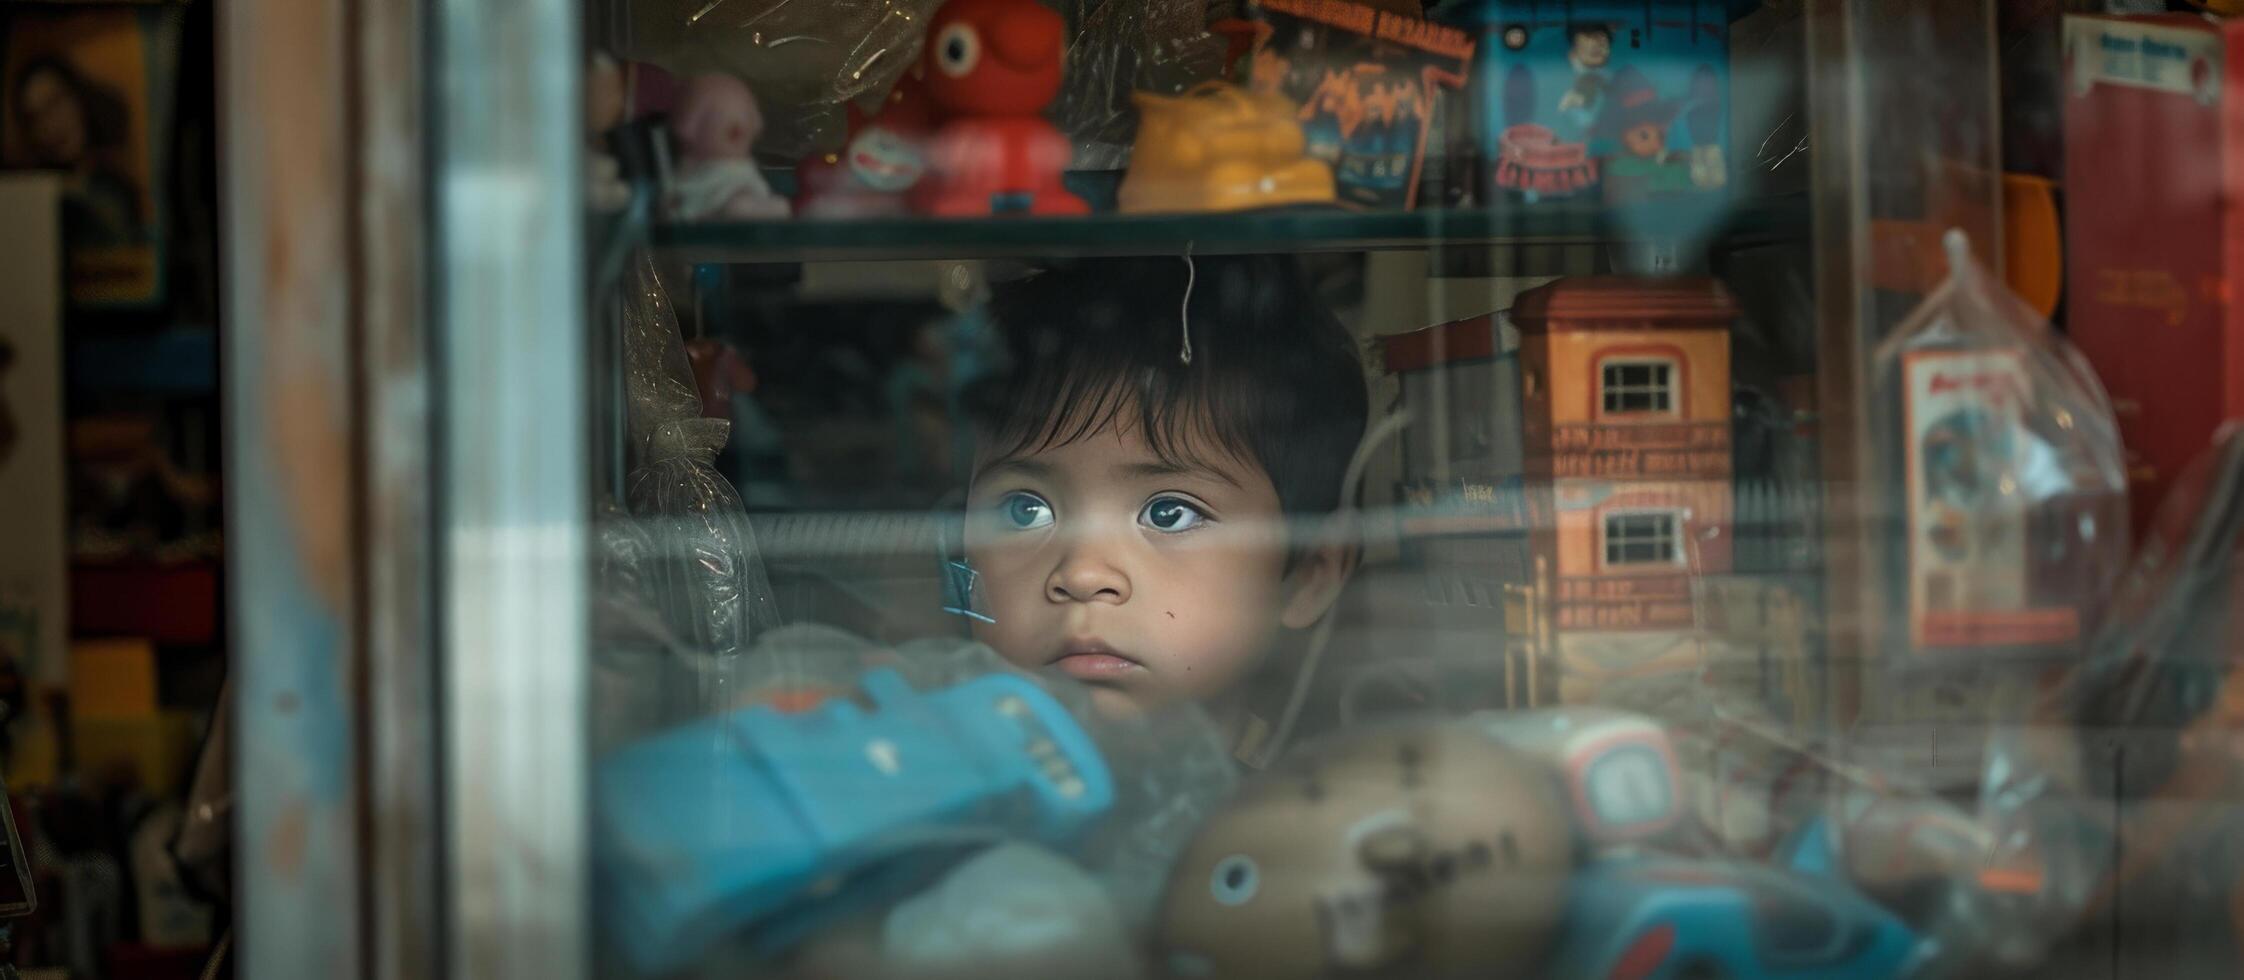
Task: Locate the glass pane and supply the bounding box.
[512,0,2227,977]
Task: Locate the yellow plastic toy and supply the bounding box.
[1118,82,1336,214]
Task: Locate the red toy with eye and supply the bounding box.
[910,0,1089,216]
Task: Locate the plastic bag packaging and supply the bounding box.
[619,254,781,661]
[1053,0,1227,169]
[1869,231,2128,665]
[1974,425,2244,974]
[624,0,944,160]
[626,0,1225,164]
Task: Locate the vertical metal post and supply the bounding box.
[221,0,361,973]
[433,0,587,977]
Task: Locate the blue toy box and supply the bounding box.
[1459,0,1731,208]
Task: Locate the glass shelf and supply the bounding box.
[646,194,1809,264]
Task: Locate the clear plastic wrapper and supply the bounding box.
[1870,231,2129,664]
[624,0,945,159]
[624,0,1223,163]
[1975,424,2244,974]
[620,255,781,660]
[1052,0,1227,169]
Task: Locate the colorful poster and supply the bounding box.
[1464,0,1730,207]
[0,6,181,309]
[1249,0,1475,210]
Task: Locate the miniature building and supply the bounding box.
[1513,277,1735,705]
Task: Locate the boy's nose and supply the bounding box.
[1047,534,1130,604]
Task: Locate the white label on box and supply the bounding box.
[2066,18,2225,101]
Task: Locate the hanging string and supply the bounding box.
[1179,242,1196,366]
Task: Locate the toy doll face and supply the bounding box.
[963,414,1295,719]
[1622,121,1666,158]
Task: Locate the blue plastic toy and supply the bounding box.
[595,669,1115,975]
[1544,850,1928,980]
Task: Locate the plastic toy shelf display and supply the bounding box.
[591,0,1798,270]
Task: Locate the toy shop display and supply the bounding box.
[911,0,1090,216]
[1116,82,1335,213]
[1456,0,1730,209]
[1245,0,1476,210]
[2062,13,2244,535]
[1873,231,2128,661]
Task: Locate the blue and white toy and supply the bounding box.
[595,668,1115,975]
[1545,852,1928,980]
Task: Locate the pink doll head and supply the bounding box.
[674,72,763,165]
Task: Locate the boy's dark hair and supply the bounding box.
[964,256,1369,520]
[1568,23,1613,44]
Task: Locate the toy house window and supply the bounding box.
[1600,359,1675,415]
[1604,511,1682,567]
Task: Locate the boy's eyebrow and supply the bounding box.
[1119,459,1244,490]
[972,457,1054,484]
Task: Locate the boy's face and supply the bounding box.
[964,418,1296,718]
[1572,32,1611,69]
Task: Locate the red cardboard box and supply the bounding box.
[2063,14,2244,532]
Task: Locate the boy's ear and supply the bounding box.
[1280,511,1360,631]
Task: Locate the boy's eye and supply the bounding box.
[1140,496,1210,533]
[999,491,1054,530]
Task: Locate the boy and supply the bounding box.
[959,257,1370,721]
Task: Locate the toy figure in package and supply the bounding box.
[1246,0,1475,210]
[1461,1,1729,207]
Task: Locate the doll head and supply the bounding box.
[674,72,763,165]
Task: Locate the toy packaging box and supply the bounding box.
[1457,0,1730,208]
[2062,14,2244,534]
[1246,0,1476,210]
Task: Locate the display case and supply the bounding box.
[218,0,2244,977]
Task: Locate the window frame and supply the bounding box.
[1601,508,1688,570]
[1597,356,1680,418]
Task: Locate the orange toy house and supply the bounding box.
[1513,277,1735,704]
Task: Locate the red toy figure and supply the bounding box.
[795,78,935,218]
[910,0,1088,216]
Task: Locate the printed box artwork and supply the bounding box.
[1248,0,1476,210]
[1458,0,1730,207]
[1901,349,2079,650]
[0,6,181,309]
[2062,14,2244,535]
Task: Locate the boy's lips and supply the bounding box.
[1048,639,1144,681]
